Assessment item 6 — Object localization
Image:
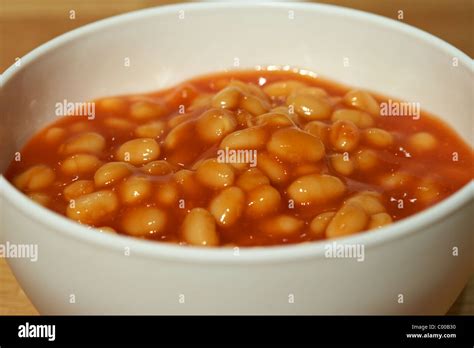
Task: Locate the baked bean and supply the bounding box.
[44,127,66,144]
[287,174,345,205]
[363,128,394,148]
[196,158,235,189]
[355,148,378,171]
[329,120,360,152]
[196,108,237,143]
[380,172,411,190]
[63,180,95,201]
[130,101,166,120]
[286,93,332,120]
[13,165,55,192]
[28,192,50,206]
[345,191,385,215]
[408,132,438,153]
[254,112,295,127]
[189,93,213,111]
[61,154,101,175]
[211,86,241,109]
[257,152,289,184]
[236,168,270,191]
[119,176,152,204]
[260,215,304,236]
[209,186,245,227]
[59,132,106,156]
[135,121,166,139]
[121,207,167,236]
[246,184,281,218]
[174,169,202,197]
[219,127,268,150]
[104,117,134,131]
[69,122,90,133]
[141,160,174,175]
[326,203,369,238]
[66,190,119,224]
[293,163,322,177]
[267,128,325,163]
[240,95,270,116]
[167,113,191,129]
[263,80,306,98]
[343,90,380,115]
[181,208,219,246]
[97,226,117,234]
[296,87,328,98]
[156,181,180,206]
[304,121,330,145]
[164,120,194,150]
[99,97,127,113]
[330,153,355,176]
[235,109,254,128]
[309,212,336,237]
[116,138,160,165]
[415,178,441,204]
[331,109,374,128]
[94,162,133,187]
[228,80,268,101]
[368,212,393,230]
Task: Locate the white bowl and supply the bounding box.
[0,2,472,314]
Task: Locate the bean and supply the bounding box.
[196,108,237,143]
[156,181,180,206]
[286,93,332,120]
[345,191,385,215]
[329,120,360,152]
[116,138,160,165]
[97,226,117,234]
[415,178,441,204]
[293,163,322,177]
[254,112,295,127]
[211,86,241,109]
[99,98,127,113]
[59,132,106,156]
[263,80,306,98]
[196,158,235,189]
[168,113,191,129]
[368,213,393,230]
[135,121,167,139]
[287,174,345,205]
[141,160,174,175]
[174,169,202,197]
[236,168,270,191]
[94,162,133,187]
[61,154,101,175]
[181,208,219,246]
[355,148,378,171]
[28,192,50,206]
[44,127,66,144]
[326,203,369,238]
[130,101,166,120]
[379,172,411,190]
[66,190,118,224]
[343,90,380,115]
[209,186,245,227]
[331,108,374,128]
[104,118,134,131]
[330,153,355,176]
[363,128,394,148]
[240,95,270,116]
[220,127,268,150]
[257,152,289,184]
[304,121,330,146]
[119,176,152,204]
[408,132,438,153]
[246,184,281,218]
[164,120,194,150]
[63,180,95,201]
[267,128,325,163]
[69,122,90,133]
[309,212,336,237]
[189,93,213,111]
[260,215,304,236]
[296,87,328,98]
[121,207,167,236]
[13,165,55,192]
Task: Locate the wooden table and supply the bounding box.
[1,0,472,315]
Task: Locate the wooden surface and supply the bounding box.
[0,0,472,315]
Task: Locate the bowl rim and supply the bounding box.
[1,2,473,264]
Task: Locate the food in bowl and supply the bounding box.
[5,69,472,247]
